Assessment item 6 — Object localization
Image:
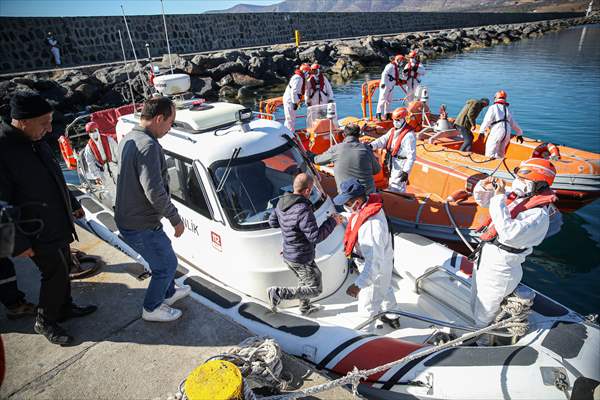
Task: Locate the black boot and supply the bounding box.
[380,314,401,329]
[34,315,73,346]
[58,303,98,322]
[385,113,392,121]
[376,113,382,121]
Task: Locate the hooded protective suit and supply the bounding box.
[348,207,397,332]
[479,102,523,159]
[283,73,305,132]
[83,130,118,182]
[402,59,425,102]
[305,72,334,106]
[471,180,551,327]
[376,62,401,116]
[369,124,416,192]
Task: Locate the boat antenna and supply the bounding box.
[121,4,150,98]
[160,0,174,75]
[118,30,137,113]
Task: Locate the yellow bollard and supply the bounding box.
[184,360,243,400]
[295,30,301,47]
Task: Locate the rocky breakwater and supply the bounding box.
[1,14,597,132]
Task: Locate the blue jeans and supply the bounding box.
[119,225,177,312]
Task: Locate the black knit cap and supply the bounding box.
[10,91,53,120]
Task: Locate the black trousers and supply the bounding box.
[31,245,72,322]
[0,257,25,308]
[458,125,474,152]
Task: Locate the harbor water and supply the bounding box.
[259,25,600,315]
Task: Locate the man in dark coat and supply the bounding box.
[0,92,96,345]
[267,173,342,315]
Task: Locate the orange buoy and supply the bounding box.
[58,135,77,170]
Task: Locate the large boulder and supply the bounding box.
[272,55,296,76]
[159,54,202,75]
[208,61,246,80]
[190,76,218,99]
[231,73,264,88]
[191,54,228,70]
[93,63,138,85]
[298,44,330,63]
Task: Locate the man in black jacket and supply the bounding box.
[0,92,96,345]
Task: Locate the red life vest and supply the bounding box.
[476,189,557,241]
[88,135,113,165]
[308,74,325,100]
[385,126,412,157]
[344,193,384,257]
[293,70,306,95]
[404,61,420,82]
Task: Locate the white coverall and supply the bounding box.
[479,103,523,159]
[83,134,119,183]
[471,181,550,328]
[402,61,425,102]
[48,37,61,65]
[376,62,400,116]
[369,127,417,192]
[305,73,334,106]
[350,208,398,332]
[283,73,305,132]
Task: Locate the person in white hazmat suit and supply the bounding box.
[305,63,334,106]
[402,50,425,102]
[334,178,401,331]
[376,55,405,120]
[369,106,418,193]
[479,90,524,159]
[283,63,310,132]
[471,157,559,336]
[80,121,118,204]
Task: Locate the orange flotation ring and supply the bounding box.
[58,135,77,170]
[532,142,561,160]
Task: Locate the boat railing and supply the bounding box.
[414,265,476,324]
[353,310,514,337]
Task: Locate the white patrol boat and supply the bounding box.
[64,74,600,400]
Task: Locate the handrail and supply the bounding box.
[353,310,513,337]
[415,265,471,294]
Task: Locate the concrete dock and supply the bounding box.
[0,227,352,399]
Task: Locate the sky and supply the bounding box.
[0,0,282,17]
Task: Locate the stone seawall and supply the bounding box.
[0,11,583,73]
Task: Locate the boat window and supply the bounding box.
[164,153,212,219]
[210,144,326,231]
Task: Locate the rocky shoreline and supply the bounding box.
[1,13,598,130]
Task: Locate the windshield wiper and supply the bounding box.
[216,147,241,193]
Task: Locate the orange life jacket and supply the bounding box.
[344,193,384,257]
[385,126,412,157]
[88,135,113,165]
[476,189,557,241]
[293,70,306,95]
[308,74,325,99]
[404,61,420,83]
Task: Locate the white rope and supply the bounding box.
[260,315,525,400]
[494,292,534,337]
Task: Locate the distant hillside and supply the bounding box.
[207,0,588,13]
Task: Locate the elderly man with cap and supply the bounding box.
[334,178,400,331]
[313,124,381,195]
[0,92,97,345]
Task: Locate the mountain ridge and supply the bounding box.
[207,0,588,14]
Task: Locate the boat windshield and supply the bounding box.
[211,143,326,230]
[306,103,338,130]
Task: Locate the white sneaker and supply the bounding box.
[142,304,182,322]
[163,285,191,306]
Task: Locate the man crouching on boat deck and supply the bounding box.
[267,173,342,315]
[334,178,401,331]
[471,158,558,343]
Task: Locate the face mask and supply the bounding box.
[393,120,404,129]
[344,200,360,214]
[511,178,533,197]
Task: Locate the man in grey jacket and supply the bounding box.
[115,96,189,322]
[313,124,381,194]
